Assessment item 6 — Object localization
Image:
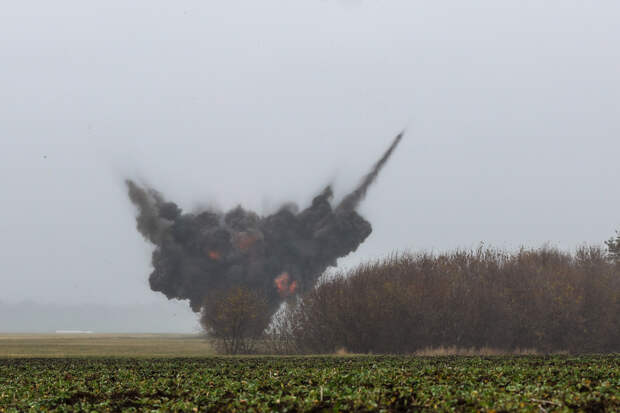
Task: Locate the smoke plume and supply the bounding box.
[126,132,404,327]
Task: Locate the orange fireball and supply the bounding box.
[207,250,221,261]
[274,272,297,297]
[235,231,259,251]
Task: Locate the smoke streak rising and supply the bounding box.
[337,131,403,212]
[126,132,404,328]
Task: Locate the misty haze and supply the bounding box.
[1,2,619,411]
[0,0,617,342]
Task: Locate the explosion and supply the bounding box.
[126,132,404,328]
[207,250,221,261]
[274,272,297,297]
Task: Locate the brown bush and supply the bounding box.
[200,286,271,354]
[273,246,619,354]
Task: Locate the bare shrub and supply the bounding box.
[200,286,270,354]
[276,246,619,354]
[413,347,542,356]
[606,230,620,262]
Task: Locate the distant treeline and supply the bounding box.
[271,246,620,354]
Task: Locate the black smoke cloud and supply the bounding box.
[126,132,403,323]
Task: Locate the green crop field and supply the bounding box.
[0,355,618,412]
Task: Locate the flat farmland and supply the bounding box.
[0,334,213,358]
[0,355,618,412]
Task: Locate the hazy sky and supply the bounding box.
[1,1,619,329]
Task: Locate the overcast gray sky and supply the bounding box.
[1,1,619,330]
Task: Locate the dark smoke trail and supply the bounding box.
[337,131,404,212]
[126,132,404,329]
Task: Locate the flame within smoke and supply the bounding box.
[274,272,297,297]
[207,250,221,261]
[126,132,404,328]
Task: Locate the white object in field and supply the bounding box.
[55,330,94,334]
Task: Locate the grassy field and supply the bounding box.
[0,355,618,412]
[0,334,213,358]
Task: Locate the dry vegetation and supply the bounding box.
[0,334,213,358]
[269,246,620,354]
[200,286,271,354]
